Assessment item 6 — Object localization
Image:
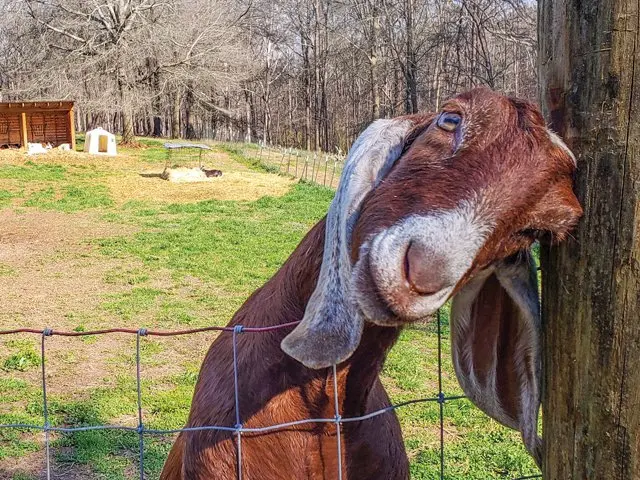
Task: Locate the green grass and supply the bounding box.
[220,142,346,188]
[2,340,41,372]
[0,162,67,181]
[219,143,284,174]
[0,140,539,479]
[98,183,333,295]
[0,189,16,207]
[24,185,113,212]
[101,287,165,321]
[0,158,115,214]
[0,262,16,277]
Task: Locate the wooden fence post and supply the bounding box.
[279,148,287,172]
[311,152,317,183]
[20,112,28,148]
[68,106,76,151]
[323,154,328,186]
[539,0,640,478]
[330,158,337,188]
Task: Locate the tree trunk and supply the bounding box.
[313,0,321,151]
[303,35,312,151]
[539,0,640,478]
[433,42,446,110]
[369,1,381,120]
[184,81,196,139]
[121,108,134,144]
[171,89,181,139]
[153,115,163,137]
[404,0,418,114]
[118,77,135,145]
[147,56,163,137]
[288,79,294,146]
[226,92,233,141]
[262,80,270,145]
[321,1,330,151]
[244,87,253,143]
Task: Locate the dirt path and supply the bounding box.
[0,209,137,326]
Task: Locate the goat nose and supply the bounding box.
[404,242,450,295]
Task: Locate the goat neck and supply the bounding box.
[227,217,400,414]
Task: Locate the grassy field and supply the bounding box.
[0,139,539,479]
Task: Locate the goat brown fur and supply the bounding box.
[161,88,582,479]
[161,220,409,479]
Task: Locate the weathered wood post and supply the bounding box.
[539,0,640,478]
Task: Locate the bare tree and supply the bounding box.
[0,0,537,150]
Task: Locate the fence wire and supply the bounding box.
[235,143,346,189]
[0,312,541,480]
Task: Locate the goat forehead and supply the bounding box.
[451,89,512,117]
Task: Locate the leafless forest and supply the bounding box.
[0,0,536,151]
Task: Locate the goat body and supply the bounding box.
[160,220,409,480]
[162,88,583,479]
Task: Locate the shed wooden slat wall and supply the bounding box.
[26,112,71,146]
[0,101,75,149]
[0,114,22,148]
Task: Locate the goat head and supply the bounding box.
[282,87,582,465]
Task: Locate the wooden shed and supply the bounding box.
[0,101,76,149]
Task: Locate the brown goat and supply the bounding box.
[161,88,582,479]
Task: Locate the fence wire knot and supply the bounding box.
[137,328,148,336]
[233,325,244,334]
[42,328,53,336]
[437,392,446,404]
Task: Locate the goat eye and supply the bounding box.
[436,112,462,132]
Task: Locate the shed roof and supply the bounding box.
[0,101,74,113]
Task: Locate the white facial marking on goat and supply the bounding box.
[356,200,493,322]
[547,129,576,165]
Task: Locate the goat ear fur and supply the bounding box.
[281,118,420,369]
[450,251,542,466]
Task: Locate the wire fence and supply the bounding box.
[227,142,346,189]
[0,309,542,480]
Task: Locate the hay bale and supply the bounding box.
[166,167,210,183]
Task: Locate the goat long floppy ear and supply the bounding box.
[281,117,425,369]
[450,251,542,466]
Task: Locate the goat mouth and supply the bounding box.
[351,247,399,325]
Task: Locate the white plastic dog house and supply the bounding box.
[84,127,117,156]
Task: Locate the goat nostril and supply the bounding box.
[404,242,449,295]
